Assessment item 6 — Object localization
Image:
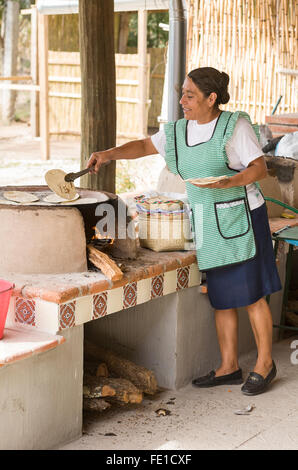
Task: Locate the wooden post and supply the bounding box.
[30,5,39,138]
[118,13,130,53]
[79,0,116,192]
[2,0,19,124]
[38,12,49,160]
[138,9,148,139]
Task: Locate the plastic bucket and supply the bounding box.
[0,280,14,340]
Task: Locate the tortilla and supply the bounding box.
[3,191,40,203]
[62,197,99,205]
[43,193,80,204]
[0,198,19,205]
[45,169,77,200]
[185,175,228,185]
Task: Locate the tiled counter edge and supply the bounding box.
[6,263,201,335]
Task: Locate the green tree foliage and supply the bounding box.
[127,11,169,49]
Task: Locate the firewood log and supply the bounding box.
[83,374,116,398]
[84,361,109,377]
[105,377,143,404]
[84,374,143,404]
[84,340,158,395]
[87,244,123,281]
[83,398,111,412]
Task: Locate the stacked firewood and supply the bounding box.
[83,340,158,412]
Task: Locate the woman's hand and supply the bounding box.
[87,151,111,174]
[191,156,268,189]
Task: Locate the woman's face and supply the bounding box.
[180,76,218,122]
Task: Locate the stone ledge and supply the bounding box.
[3,248,197,304]
[5,262,201,335]
[0,326,65,368]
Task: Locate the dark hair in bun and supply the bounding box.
[188,67,230,106]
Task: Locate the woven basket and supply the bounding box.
[138,212,192,252]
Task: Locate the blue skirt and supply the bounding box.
[206,203,282,310]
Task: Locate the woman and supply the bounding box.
[87,67,281,396]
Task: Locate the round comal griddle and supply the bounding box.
[0,185,109,207]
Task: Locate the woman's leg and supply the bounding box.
[214,308,240,376]
[246,297,274,377]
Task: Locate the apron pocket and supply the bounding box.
[214,198,250,239]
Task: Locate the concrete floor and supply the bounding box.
[58,335,298,451]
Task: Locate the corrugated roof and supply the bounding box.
[36,0,169,14]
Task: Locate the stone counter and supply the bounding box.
[3,248,200,335]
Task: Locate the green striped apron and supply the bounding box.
[164,111,258,271]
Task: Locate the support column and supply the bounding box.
[38,12,49,160]
[137,9,148,139]
[30,5,39,138]
[79,0,116,192]
[2,0,19,124]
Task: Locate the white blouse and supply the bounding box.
[151,117,265,210]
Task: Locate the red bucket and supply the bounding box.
[0,280,14,340]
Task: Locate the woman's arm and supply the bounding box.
[87,137,158,173]
[193,156,268,189]
[220,155,267,188]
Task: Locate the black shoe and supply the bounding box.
[241,361,277,396]
[192,369,243,388]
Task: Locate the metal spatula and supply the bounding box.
[64,161,110,182]
[64,167,93,182]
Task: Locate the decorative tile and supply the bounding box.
[7,261,201,336]
[15,298,36,326]
[151,274,164,299]
[107,287,123,315]
[137,278,151,305]
[75,295,93,325]
[93,292,108,319]
[189,263,201,287]
[177,267,190,291]
[35,299,59,334]
[123,282,137,309]
[59,301,76,330]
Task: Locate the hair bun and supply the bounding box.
[220,72,230,87]
[218,72,230,104]
[188,67,230,106]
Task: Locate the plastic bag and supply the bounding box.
[275,132,298,160]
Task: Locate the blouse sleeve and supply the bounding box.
[163,121,179,175]
[224,114,263,168]
[151,128,167,157]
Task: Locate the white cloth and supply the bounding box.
[151,117,265,210]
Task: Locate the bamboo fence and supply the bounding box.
[186,0,297,124]
[48,49,166,142]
